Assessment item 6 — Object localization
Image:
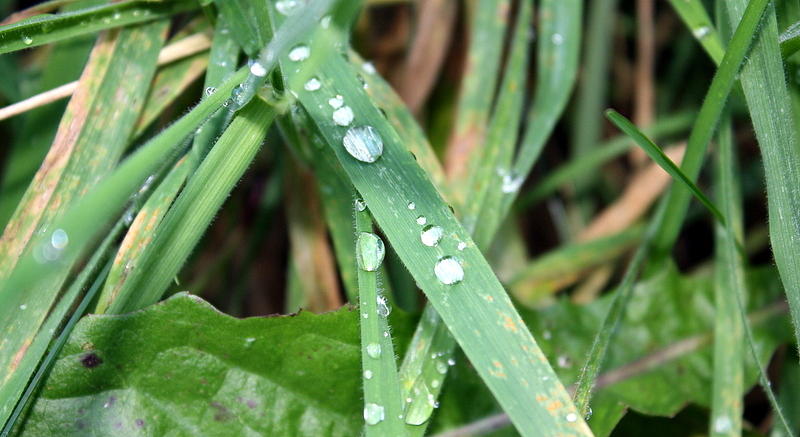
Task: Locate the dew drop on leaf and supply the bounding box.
[416,216,427,225]
[363,403,385,425]
[22,35,33,45]
[275,0,300,15]
[376,296,391,318]
[407,201,416,210]
[328,95,344,108]
[366,343,382,359]
[565,413,578,423]
[288,45,310,62]
[420,225,443,247]
[356,232,385,272]
[363,370,373,380]
[342,126,384,163]
[332,106,354,126]
[304,77,321,91]
[51,229,69,250]
[434,256,463,285]
[355,198,367,211]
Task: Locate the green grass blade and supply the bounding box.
[572,0,772,416]
[605,109,725,225]
[355,207,406,436]
[724,0,800,352]
[105,99,274,314]
[0,0,196,54]
[779,20,800,58]
[287,48,591,437]
[668,0,725,64]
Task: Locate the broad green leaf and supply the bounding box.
[0,0,196,54]
[20,293,416,436]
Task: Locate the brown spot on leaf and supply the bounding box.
[80,352,103,368]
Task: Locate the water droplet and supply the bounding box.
[342,126,384,163]
[356,232,385,272]
[249,61,267,77]
[376,295,391,318]
[363,370,373,380]
[244,337,256,347]
[416,216,427,225]
[304,77,321,91]
[447,358,456,366]
[366,343,382,359]
[557,355,572,368]
[693,26,711,39]
[404,382,434,425]
[565,413,578,423]
[51,229,69,250]
[22,35,33,45]
[275,0,300,15]
[552,33,564,45]
[501,172,524,193]
[205,87,217,96]
[364,403,385,425]
[713,415,732,433]
[328,95,344,108]
[332,106,354,126]
[362,312,369,319]
[431,379,440,388]
[434,256,463,285]
[355,198,367,211]
[584,407,593,421]
[123,210,135,226]
[543,330,552,340]
[457,241,467,251]
[435,360,448,374]
[420,225,443,247]
[362,62,377,74]
[288,45,310,62]
[320,15,332,29]
[407,201,416,210]
[19,304,27,310]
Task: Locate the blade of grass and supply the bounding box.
[605,109,725,225]
[355,206,406,436]
[667,0,725,64]
[0,0,196,54]
[724,0,800,354]
[286,43,591,437]
[104,99,274,314]
[0,21,169,425]
[572,0,772,416]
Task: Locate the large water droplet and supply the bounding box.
[332,106,354,126]
[434,256,463,285]
[51,229,69,250]
[376,295,391,318]
[356,232,385,272]
[404,381,434,425]
[364,403,385,425]
[304,77,321,91]
[366,343,382,359]
[420,225,443,247]
[288,45,310,62]
[342,126,384,163]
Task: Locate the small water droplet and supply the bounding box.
[363,370,373,380]
[376,295,391,317]
[501,172,524,193]
[434,256,464,285]
[22,35,33,45]
[320,15,332,29]
[552,33,564,45]
[304,77,321,91]
[584,407,593,421]
[19,304,27,310]
[693,26,711,39]
[288,45,310,62]
[332,106,354,126]
[51,229,69,250]
[565,413,578,423]
[355,198,367,211]
[457,241,467,251]
[713,415,732,433]
[123,210,135,226]
[244,337,256,347]
[275,0,300,15]
[113,12,121,20]
[205,86,217,96]
[366,343,382,359]
[249,61,267,77]
[357,232,385,272]
[557,355,572,368]
[407,201,416,210]
[435,360,448,374]
[364,403,385,425]
[420,225,443,246]
[431,380,440,388]
[342,126,384,163]
[447,358,456,366]
[328,95,344,108]
[362,62,377,74]
[543,330,552,340]
[416,216,427,225]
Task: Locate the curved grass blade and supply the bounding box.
[724,0,800,353]
[573,0,772,416]
[355,207,406,436]
[0,0,196,54]
[605,109,725,225]
[104,99,274,314]
[779,20,800,58]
